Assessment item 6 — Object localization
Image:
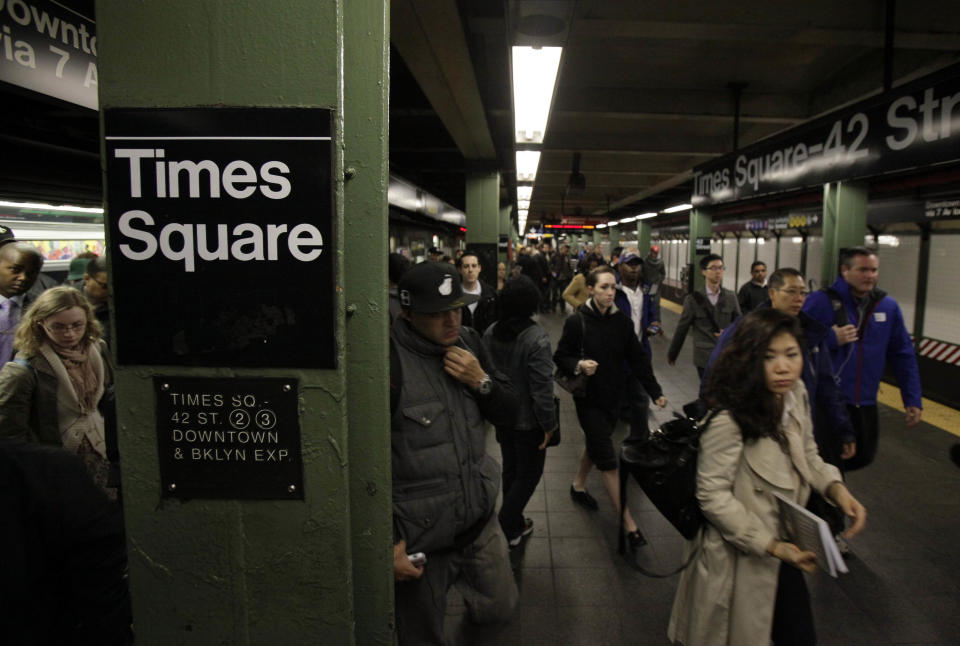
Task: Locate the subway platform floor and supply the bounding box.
[441,301,960,646]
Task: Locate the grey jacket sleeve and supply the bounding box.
[528,330,558,432]
[667,295,696,362]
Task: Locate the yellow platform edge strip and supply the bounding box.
[661,298,959,436]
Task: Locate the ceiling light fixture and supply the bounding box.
[662,203,693,213]
[516,150,542,182]
[512,46,562,144]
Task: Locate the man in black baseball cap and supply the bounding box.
[391,261,519,643]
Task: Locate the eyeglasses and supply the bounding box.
[775,288,810,298]
[705,265,724,271]
[43,321,86,334]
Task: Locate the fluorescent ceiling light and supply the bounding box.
[637,212,657,220]
[518,199,531,209]
[0,200,103,214]
[662,203,693,213]
[518,208,528,218]
[516,150,542,182]
[517,186,533,201]
[596,223,607,229]
[512,46,562,144]
[619,216,638,224]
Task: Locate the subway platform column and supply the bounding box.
[96,1,391,645]
[465,167,500,285]
[689,208,712,292]
[821,181,868,286]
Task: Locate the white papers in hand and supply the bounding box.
[773,492,849,577]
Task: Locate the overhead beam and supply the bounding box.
[392,0,496,159]
[604,171,694,214]
[570,20,960,50]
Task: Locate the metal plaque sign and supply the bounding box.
[156,376,303,500]
[692,63,960,207]
[105,107,335,368]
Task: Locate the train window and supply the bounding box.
[924,233,960,345]
[875,234,919,335]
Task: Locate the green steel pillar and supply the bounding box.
[96,1,391,644]
[821,181,868,286]
[637,221,652,254]
[689,209,712,292]
[465,170,500,283]
[499,205,512,264]
[608,224,621,251]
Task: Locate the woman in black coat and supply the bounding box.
[554,266,667,548]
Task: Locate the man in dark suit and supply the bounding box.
[0,238,45,363]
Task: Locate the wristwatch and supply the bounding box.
[477,375,493,395]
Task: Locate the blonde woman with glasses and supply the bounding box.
[0,286,115,496]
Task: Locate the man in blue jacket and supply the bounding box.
[802,246,922,471]
[615,249,663,450]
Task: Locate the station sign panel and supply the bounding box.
[693,63,960,207]
[0,0,98,109]
[155,377,303,500]
[105,107,335,368]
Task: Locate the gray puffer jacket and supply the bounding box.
[390,317,518,554]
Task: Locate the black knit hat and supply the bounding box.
[398,262,479,313]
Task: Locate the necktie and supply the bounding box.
[0,299,19,363]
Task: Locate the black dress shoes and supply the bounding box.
[570,485,598,510]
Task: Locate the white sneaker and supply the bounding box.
[508,518,534,547]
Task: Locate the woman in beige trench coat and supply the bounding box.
[668,309,867,646]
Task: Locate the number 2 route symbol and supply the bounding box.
[229,409,251,430]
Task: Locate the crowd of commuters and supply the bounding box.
[0,231,931,645]
[388,239,928,646]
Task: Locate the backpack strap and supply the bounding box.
[821,287,848,327]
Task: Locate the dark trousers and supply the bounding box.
[843,404,879,471]
[496,426,547,539]
[771,563,816,646]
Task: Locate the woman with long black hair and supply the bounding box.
[668,309,867,646]
[554,265,667,549]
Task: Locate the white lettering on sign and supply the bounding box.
[113,148,291,200]
[117,210,323,272]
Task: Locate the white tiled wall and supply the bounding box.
[757,236,777,273]
[876,234,920,335]
[925,234,960,344]
[722,238,737,291]
[779,236,803,273]
[737,238,756,291]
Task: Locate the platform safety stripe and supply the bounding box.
[916,338,960,365]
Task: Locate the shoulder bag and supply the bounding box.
[553,312,588,398]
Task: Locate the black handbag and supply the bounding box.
[554,312,588,398]
[620,405,722,540]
